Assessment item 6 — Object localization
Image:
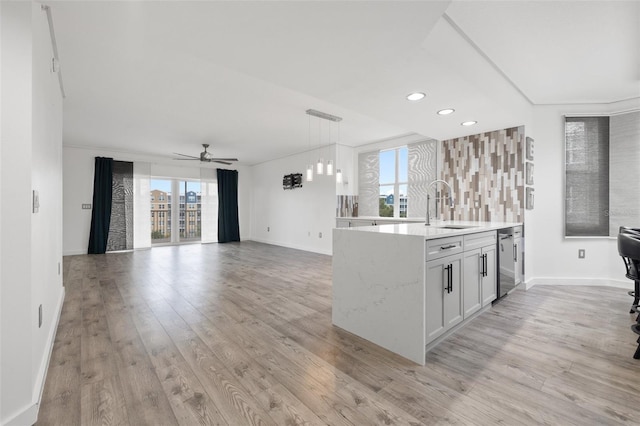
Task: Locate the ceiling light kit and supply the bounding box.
[305,109,343,183]
[406,93,478,128]
[406,92,426,101]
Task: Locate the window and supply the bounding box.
[565,116,609,236]
[358,139,437,218]
[379,147,408,218]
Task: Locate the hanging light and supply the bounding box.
[335,118,342,183]
[304,109,342,181]
[316,117,324,175]
[306,113,313,182]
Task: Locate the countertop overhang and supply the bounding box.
[335,220,522,240]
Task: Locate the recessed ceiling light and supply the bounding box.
[437,108,455,115]
[461,121,477,126]
[406,92,426,101]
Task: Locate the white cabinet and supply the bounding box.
[480,244,497,305]
[335,218,381,228]
[513,226,523,286]
[463,231,497,314]
[425,253,463,343]
[462,233,497,317]
[462,249,483,317]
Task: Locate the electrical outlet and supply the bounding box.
[267,226,270,232]
[82,203,92,209]
[308,231,311,237]
[578,249,585,259]
[38,304,43,328]
[58,262,61,275]
[319,232,322,238]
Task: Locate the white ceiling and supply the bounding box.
[50,1,639,165]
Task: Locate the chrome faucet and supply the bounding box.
[426,179,454,225]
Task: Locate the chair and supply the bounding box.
[617,230,640,359]
[619,228,640,311]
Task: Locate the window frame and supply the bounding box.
[379,146,408,218]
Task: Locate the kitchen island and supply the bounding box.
[332,220,521,365]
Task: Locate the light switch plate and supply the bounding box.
[82,203,92,209]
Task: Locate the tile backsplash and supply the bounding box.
[441,126,525,223]
[336,195,358,217]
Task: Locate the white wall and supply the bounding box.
[1,4,33,423]
[30,1,65,414]
[251,148,336,255]
[530,98,640,288]
[1,3,64,425]
[63,146,252,255]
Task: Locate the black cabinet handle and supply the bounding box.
[514,244,518,262]
[441,244,457,251]
[482,253,487,277]
[443,264,453,293]
[443,265,449,293]
[485,253,488,277]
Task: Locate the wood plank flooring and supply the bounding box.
[37,241,640,425]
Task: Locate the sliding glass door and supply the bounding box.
[150,179,172,244]
[179,181,201,242]
[150,179,202,245]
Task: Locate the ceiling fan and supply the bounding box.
[173,144,238,165]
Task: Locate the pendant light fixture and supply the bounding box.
[327,159,334,176]
[335,119,343,183]
[316,117,324,175]
[305,109,342,182]
[326,118,334,176]
[306,113,313,182]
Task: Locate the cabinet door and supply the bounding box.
[463,249,482,318]
[336,219,351,228]
[481,244,497,306]
[425,258,446,342]
[444,255,463,329]
[513,238,522,285]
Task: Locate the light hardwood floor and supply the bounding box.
[37,241,640,425]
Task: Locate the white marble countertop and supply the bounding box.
[336,220,522,240]
[336,216,424,222]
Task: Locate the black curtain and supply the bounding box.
[217,168,240,243]
[88,157,113,254]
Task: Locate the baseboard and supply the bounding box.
[35,286,65,401]
[247,237,332,256]
[63,249,86,256]
[3,403,39,426]
[525,277,632,290]
[3,287,67,426]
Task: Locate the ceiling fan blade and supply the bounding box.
[173,153,200,159]
[210,158,238,162]
[213,160,232,165]
[173,158,200,161]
